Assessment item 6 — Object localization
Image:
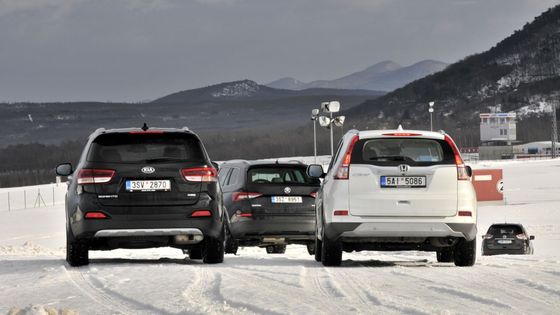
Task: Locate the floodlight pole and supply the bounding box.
[330,112,334,156]
[429,101,435,131]
[313,117,318,164]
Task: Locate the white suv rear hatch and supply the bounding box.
[347,133,459,217]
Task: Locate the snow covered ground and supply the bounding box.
[1,159,559,314]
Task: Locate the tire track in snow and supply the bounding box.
[225,265,348,314]
[64,266,171,315]
[337,264,432,315]
[182,267,280,315]
[514,278,560,297]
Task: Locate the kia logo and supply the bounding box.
[141,166,155,174]
[284,187,291,194]
[398,164,409,174]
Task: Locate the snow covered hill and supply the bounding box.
[1,159,560,314]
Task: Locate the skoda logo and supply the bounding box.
[284,187,292,194]
[141,166,155,174]
[398,164,409,174]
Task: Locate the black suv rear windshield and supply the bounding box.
[87,133,205,164]
[351,138,455,166]
[488,225,522,236]
[248,167,320,186]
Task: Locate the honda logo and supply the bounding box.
[284,187,292,194]
[141,166,155,174]
[398,164,409,174]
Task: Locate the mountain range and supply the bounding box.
[266,60,449,92]
[345,5,560,146]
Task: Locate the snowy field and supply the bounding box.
[1,159,560,314]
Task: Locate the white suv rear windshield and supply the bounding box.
[87,133,205,164]
[351,138,455,166]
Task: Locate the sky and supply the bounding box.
[0,0,558,102]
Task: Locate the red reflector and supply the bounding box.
[458,211,472,217]
[84,211,108,219]
[334,210,349,216]
[310,192,317,198]
[181,167,218,182]
[238,213,253,217]
[191,210,212,217]
[382,133,422,137]
[77,169,115,184]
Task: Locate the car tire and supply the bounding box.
[321,231,342,267]
[266,245,286,254]
[436,248,454,263]
[189,246,203,260]
[306,243,315,255]
[225,229,239,255]
[454,238,476,267]
[66,227,89,267]
[314,237,322,262]
[202,228,225,264]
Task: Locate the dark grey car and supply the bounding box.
[481,223,534,256]
[219,160,320,255]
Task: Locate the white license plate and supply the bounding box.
[497,239,513,244]
[271,196,303,203]
[381,176,426,187]
[126,180,171,192]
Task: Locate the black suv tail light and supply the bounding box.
[181,167,218,182]
[77,169,115,184]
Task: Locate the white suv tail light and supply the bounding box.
[334,135,359,180]
[444,135,469,181]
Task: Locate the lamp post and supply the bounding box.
[319,101,345,157]
[428,101,435,131]
[310,109,320,164]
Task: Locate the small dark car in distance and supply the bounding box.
[219,160,320,254]
[56,126,226,266]
[481,223,534,256]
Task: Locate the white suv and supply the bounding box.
[307,128,477,267]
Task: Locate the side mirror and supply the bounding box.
[530,235,535,240]
[56,163,73,176]
[465,165,473,178]
[211,161,220,172]
[307,164,325,178]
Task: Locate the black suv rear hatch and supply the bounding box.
[85,132,207,207]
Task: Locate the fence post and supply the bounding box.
[52,186,55,207]
[24,190,27,209]
[7,191,10,212]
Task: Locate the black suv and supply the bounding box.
[219,160,320,254]
[56,127,225,266]
[482,223,535,255]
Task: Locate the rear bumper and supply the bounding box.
[482,248,528,256]
[230,218,315,245]
[324,222,477,242]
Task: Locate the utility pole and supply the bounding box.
[533,34,560,159]
[553,101,558,158]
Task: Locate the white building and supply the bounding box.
[480,113,517,144]
[514,141,560,156]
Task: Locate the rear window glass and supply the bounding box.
[488,225,522,236]
[351,138,455,166]
[248,167,320,186]
[87,133,205,163]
